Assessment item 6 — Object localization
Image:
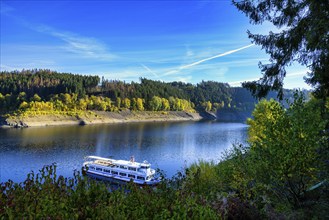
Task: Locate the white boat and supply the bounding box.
[82,155,161,185]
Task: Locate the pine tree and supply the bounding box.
[233,0,329,99]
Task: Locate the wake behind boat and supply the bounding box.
[82,155,161,185]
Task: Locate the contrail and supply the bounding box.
[140,64,161,79]
[163,44,254,76]
[180,44,254,69]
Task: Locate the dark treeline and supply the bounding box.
[100,78,233,111]
[95,76,301,112]
[0,69,99,99]
[101,78,189,101]
[0,69,303,113]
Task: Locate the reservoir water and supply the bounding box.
[0,121,248,183]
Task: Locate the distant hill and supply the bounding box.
[0,69,309,122]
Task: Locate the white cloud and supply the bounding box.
[228,69,311,88]
[170,76,193,83]
[185,44,194,57]
[0,2,14,14]
[285,69,311,89]
[0,58,57,72]
[1,7,116,62]
[228,78,259,87]
[286,70,308,78]
[33,25,116,61]
[0,64,19,71]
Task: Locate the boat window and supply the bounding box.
[128,167,137,171]
[89,166,95,170]
[104,169,111,173]
[141,165,150,169]
[119,172,127,176]
[96,168,102,171]
[128,174,135,179]
[112,171,118,175]
[120,165,127,169]
[137,176,145,180]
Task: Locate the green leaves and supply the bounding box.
[214,93,328,217]
[1,164,218,219]
[246,93,327,207]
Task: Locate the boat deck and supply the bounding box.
[94,159,115,167]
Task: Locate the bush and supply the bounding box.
[0,164,218,219]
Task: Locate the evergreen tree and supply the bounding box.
[233,0,329,99]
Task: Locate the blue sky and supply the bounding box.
[1,0,310,89]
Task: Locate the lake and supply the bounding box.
[0,121,248,183]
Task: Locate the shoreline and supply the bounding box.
[0,110,203,128]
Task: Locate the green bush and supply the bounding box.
[0,164,219,219]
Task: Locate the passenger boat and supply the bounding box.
[82,155,161,185]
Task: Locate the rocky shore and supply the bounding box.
[0,110,203,128]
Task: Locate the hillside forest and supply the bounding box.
[0,69,301,117]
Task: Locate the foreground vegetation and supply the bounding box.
[1,93,328,219]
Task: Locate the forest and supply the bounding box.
[0,69,299,117]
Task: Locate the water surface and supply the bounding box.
[0,121,248,183]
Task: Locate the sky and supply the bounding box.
[0,0,310,89]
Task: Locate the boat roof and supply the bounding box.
[85,155,151,167]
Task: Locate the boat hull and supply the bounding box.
[83,168,160,186]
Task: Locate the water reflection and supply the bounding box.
[0,121,248,183]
